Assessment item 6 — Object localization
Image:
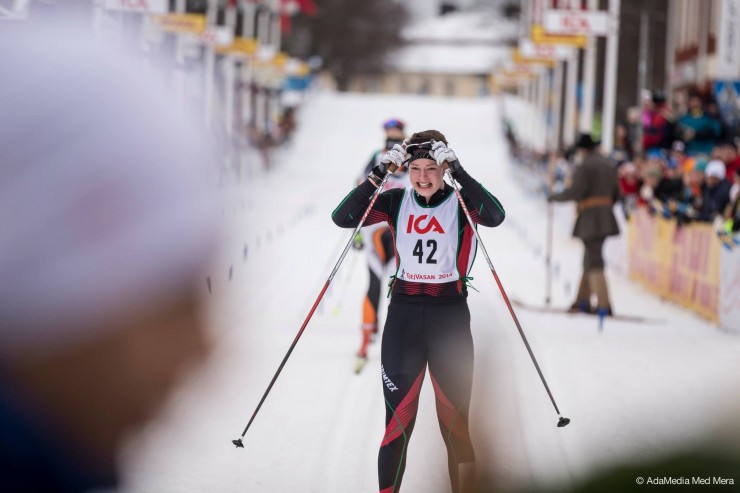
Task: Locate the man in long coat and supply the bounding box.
[549,134,621,314]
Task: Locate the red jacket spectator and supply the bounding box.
[619,163,639,196]
[716,141,740,178]
[642,93,674,152]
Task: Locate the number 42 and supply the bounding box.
[412,239,437,264]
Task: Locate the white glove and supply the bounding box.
[430,141,457,167]
[380,143,407,171]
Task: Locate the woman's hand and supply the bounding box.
[379,144,407,173]
[370,144,406,185]
[431,141,463,176]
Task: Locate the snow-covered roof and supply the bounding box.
[403,0,484,20]
[402,10,518,44]
[392,43,511,75]
[390,9,516,75]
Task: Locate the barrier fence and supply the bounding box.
[626,208,738,329]
[720,247,740,332]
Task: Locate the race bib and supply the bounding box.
[395,188,461,284]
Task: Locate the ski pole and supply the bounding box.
[545,202,553,307]
[444,168,570,428]
[545,156,555,307]
[232,172,394,448]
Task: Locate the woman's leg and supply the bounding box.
[426,301,475,493]
[378,301,426,493]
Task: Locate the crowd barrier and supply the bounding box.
[720,246,740,332]
[627,208,739,331]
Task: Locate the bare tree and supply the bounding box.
[305,0,408,91]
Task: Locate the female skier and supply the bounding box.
[332,130,505,493]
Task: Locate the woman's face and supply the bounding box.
[385,127,404,140]
[409,158,444,200]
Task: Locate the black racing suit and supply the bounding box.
[332,169,505,493]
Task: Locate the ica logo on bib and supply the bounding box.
[394,187,476,284]
[406,214,446,234]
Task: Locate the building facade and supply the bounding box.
[668,0,740,130]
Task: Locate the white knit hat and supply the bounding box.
[705,160,727,179]
[0,19,221,355]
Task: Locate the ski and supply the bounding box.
[511,298,664,324]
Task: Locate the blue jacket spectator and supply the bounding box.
[677,92,722,156]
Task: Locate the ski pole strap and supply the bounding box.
[368,173,383,188]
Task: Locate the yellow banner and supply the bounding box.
[493,78,520,90]
[216,37,259,56]
[496,70,537,82]
[627,209,720,323]
[152,13,206,34]
[274,52,290,67]
[294,61,310,77]
[531,25,587,48]
[512,48,556,68]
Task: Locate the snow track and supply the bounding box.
[121,92,740,493]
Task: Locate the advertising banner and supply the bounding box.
[719,246,740,332]
[627,209,720,323]
[543,9,615,36]
[104,0,167,13]
[713,80,740,130]
[200,26,234,47]
[216,37,259,56]
[519,39,575,61]
[512,48,556,68]
[530,25,587,48]
[152,13,206,34]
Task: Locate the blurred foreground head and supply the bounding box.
[0,16,220,492]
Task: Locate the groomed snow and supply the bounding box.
[120,92,740,493]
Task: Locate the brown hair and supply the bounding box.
[407,130,447,145]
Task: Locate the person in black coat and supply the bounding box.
[699,160,733,222]
[548,134,621,315]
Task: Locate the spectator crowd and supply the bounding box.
[521,88,740,236]
[612,88,740,234]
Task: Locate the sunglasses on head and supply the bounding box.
[383,118,405,130]
[404,140,434,154]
